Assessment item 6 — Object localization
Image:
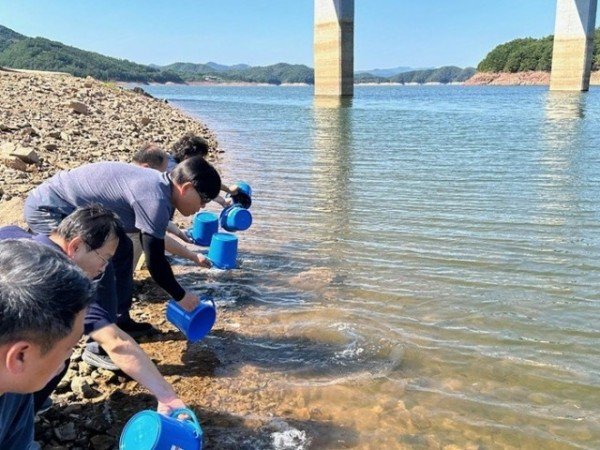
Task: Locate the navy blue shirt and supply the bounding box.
[0,226,112,334]
[0,393,35,449]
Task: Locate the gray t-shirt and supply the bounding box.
[25,162,173,239]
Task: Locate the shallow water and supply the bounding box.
[144,84,600,449]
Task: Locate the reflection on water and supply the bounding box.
[311,98,353,242]
[145,85,600,449]
[545,91,586,121]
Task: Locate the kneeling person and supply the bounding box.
[1,205,187,415]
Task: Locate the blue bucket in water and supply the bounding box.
[166,296,216,343]
[190,212,218,246]
[207,233,238,269]
[120,408,203,450]
[219,205,252,232]
[230,181,252,209]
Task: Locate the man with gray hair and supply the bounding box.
[0,240,94,449]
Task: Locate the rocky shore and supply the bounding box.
[465,70,600,86]
[0,69,220,223]
[0,70,244,450]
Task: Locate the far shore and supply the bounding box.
[123,71,600,88]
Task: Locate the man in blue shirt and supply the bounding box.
[0,240,94,449]
[1,205,188,416]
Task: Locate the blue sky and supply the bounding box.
[0,1,593,70]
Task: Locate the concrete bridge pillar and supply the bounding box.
[314,0,354,97]
[550,0,598,91]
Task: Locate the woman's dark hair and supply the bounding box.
[171,132,209,163]
[0,240,95,352]
[132,143,168,170]
[170,156,221,200]
[55,204,124,250]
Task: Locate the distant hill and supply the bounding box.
[356,66,415,77]
[0,25,25,52]
[0,25,182,83]
[477,28,600,73]
[160,62,314,85]
[205,62,250,72]
[389,66,476,84]
[163,62,472,85]
[0,24,473,85]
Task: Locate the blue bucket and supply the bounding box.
[120,408,203,450]
[230,181,252,209]
[219,206,252,232]
[207,233,238,269]
[166,296,216,343]
[190,212,218,246]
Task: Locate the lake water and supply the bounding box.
[143,84,600,449]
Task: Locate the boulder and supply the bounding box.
[69,101,91,115]
[10,146,39,164]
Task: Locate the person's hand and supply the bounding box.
[228,184,239,195]
[177,291,199,312]
[157,396,187,417]
[194,253,212,268]
[223,197,233,207]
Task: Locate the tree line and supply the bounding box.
[477,28,600,73]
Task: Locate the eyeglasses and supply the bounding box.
[93,249,111,266]
[197,191,212,204]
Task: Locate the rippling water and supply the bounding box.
[143,84,600,449]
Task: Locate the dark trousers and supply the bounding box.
[96,230,134,324]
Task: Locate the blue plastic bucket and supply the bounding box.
[219,206,252,232]
[120,408,203,450]
[190,212,218,246]
[166,296,216,343]
[231,181,252,209]
[207,233,238,269]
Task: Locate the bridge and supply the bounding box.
[314,0,598,96]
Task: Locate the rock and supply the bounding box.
[132,87,153,98]
[2,156,28,171]
[71,378,101,399]
[0,123,16,132]
[140,117,151,126]
[48,131,62,139]
[54,422,77,442]
[10,146,39,164]
[69,101,91,115]
[90,435,114,450]
[84,77,95,88]
[44,143,59,151]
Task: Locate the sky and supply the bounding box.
[0,1,594,70]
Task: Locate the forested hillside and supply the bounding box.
[477,28,600,72]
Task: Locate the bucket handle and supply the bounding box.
[199,296,216,310]
[171,408,202,434]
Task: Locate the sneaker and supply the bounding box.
[117,317,157,338]
[36,397,53,415]
[82,348,120,371]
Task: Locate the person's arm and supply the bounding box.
[220,183,238,195]
[166,221,191,243]
[212,195,229,208]
[90,324,186,415]
[164,233,211,268]
[141,232,199,311]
